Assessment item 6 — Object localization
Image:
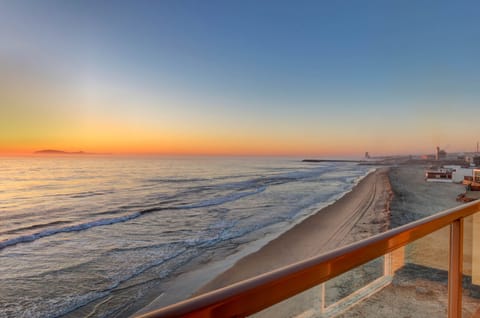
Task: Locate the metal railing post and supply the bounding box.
[448,218,463,318]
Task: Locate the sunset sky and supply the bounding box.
[1,1,479,157]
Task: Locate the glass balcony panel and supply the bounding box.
[463,214,480,317]
[252,226,455,317]
[324,256,385,308]
[250,256,388,317]
[335,225,450,317]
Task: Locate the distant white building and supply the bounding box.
[447,166,474,183]
[425,168,453,182]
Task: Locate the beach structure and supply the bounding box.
[447,166,474,183]
[475,169,480,183]
[425,167,453,182]
[137,201,480,318]
[469,169,480,191]
[461,169,480,190]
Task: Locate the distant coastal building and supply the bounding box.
[435,146,447,160]
[465,155,480,167]
[445,165,474,183]
[462,169,480,191]
[425,167,453,182]
[475,169,480,183]
[447,167,480,189]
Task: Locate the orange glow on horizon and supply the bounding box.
[0,137,441,158]
[2,98,478,158]
[0,135,368,157]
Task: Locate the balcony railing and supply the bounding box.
[137,200,480,318]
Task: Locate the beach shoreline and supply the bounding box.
[134,167,392,316]
[195,167,392,294]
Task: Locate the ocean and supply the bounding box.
[0,156,372,318]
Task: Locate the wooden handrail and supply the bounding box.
[137,200,480,318]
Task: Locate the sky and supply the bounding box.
[1,0,479,157]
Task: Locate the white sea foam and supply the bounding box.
[178,185,267,209]
[0,213,141,250]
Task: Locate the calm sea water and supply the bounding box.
[0,156,372,318]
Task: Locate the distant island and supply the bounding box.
[34,149,109,155]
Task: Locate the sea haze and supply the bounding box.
[0,156,372,317]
